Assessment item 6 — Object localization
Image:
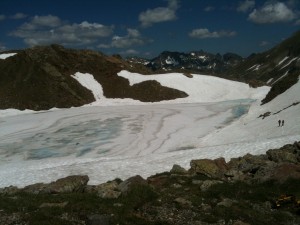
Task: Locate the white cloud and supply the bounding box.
[237,0,255,12]
[248,2,297,24]
[139,0,179,27]
[98,28,151,50]
[10,13,27,19]
[111,28,149,48]
[10,15,114,46]
[0,15,6,21]
[189,28,237,39]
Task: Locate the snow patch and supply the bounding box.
[165,56,178,65]
[280,57,298,70]
[277,56,289,67]
[71,72,103,101]
[267,78,273,84]
[0,53,17,59]
[272,71,289,85]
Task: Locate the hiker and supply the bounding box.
[282,120,285,127]
[278,120,281,127]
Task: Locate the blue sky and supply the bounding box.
[0,0,299,58]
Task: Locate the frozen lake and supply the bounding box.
[0,100,256,187]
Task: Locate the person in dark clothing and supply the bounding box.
[282,120,285,126]
[278,120,281,127]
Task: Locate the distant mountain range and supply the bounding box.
[127,51,243,75]
[0,30,299,110]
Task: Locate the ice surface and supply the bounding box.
[0,71,299,188]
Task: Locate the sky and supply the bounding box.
[0,0,300,58]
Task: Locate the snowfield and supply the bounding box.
[0,71,299,188]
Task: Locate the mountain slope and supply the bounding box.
[228,30,300,104]
[0,45,187,110]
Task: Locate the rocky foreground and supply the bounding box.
[1,142,300,225]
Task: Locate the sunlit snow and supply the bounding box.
[0,53,17,59]
[0,71,299,188]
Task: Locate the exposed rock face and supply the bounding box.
[190,157,228,178]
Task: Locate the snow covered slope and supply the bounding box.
[200,76,300,146]
[117,70,268,103]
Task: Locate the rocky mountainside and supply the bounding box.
[1,141,300,225]
[0,45,186,110]
[142,50,243,75]
[228,30,300,104]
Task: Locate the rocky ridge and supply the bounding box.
[1,142,300,225]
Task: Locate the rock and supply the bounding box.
[228,154,268,174]
[172,183,182,188]
[294,141,300,150]
[0,186,19,195]
[200,180,223,191]
[87,181,121,199]
[170,164,188,174]
[86,214,110,225]
[266,148,298,163]
[192,180,203,185]
[217,198,235,207]
[118,175,148,195]
[174,197,192,207]
[268,163,300,182]
[190,157,228,178]
[39,202,68,208]
[224,169,245,181]
[23,175,89,194]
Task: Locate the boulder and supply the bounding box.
[228,154,268,174]
[87,181,121,199]
[190,157,228,178]
[170,164,188,174]
[118,175,148,195]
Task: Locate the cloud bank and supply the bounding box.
[248,1,297,24]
